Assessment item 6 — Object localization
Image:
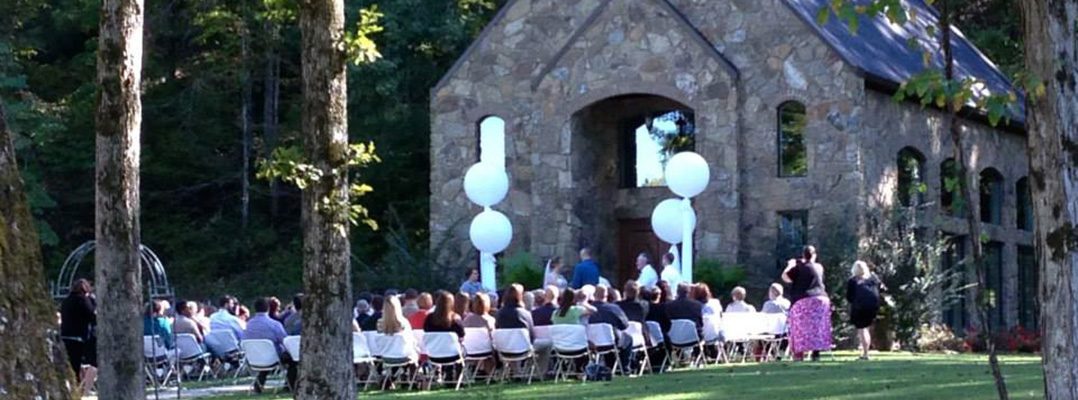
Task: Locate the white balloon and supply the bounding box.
[469,209,513,253]
[463,163,509,207]
[665,152,710,198]
[651,198,696,244]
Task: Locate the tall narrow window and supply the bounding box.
[1017,245,1038,330]
[777,211,808,267]
[984,242,1005,330]
[1016,177,1033,231]
[940,159,961,216]
[941,235,968,333]
[979,168,1004,225]
[897,147,926,207]
[478,116,506,168]
[778,102,807,177]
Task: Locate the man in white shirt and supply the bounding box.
[209,295,245,341]
[635,252,659,289]
[660,252,683,288]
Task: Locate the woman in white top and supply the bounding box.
[725,286,757,313]
[543,256,568,289]
[691,283,724,316]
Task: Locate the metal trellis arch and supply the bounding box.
[51,240,174,301]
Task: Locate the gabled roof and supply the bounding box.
[784,0,1025,126]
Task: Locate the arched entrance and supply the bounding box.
[569,94,696,285]
[51,240,174,300]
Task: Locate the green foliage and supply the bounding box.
[693,258,746,299]
[345,6,384,65]
[498,251,542,290]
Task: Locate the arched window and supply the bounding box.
[979,168,1004,225]
[778,101,807,177]
[478,116,506,169]
[1016,177,1033,231]
[940,159,961,215]
[897,147,926,207]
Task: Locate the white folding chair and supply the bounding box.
[422,332,466,390]
[412,330,427,358]
[645,321,667,372]
[461,328,496,385]
[586,323,622,375]
[283,335,301,362]
[701,316,729,364]
[760,313,789,361]
[491,328,537,384]
[241,339,286,393]
[533,325,553,349]
[625,322,653,375]
[667,319,705,368]
[143,335,177,387]
[379,331,420,390]
[721,313,770,363]
[205,330,245,379]
[550,325,590,382]
[359,332,385,390]
[175,334,213,381]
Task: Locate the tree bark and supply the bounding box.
[941,1,1008,397]
[263,22,281,221]
[94,0,145,398]
[1021,1,1078,398]
[241,2,253,233]
[296,0,353,398]
[0,98,77,400]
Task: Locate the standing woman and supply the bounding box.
[846,261,882,360]
[782,246,832,361]
[543,256,568,289]
[60,279,97,394]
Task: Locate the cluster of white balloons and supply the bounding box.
[464,162,512,291]
[650,152,710,282]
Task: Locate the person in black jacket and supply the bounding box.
[615,280,649,324]
[531,286,559,326]
[846,261,882,360]
[663,283,704,336]
[60,279,97,393]
[494,284,534,334]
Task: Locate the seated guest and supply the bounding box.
[607,288,622,303]
[454,293,472,319]
[173,300,203,343]
[762,283,791,315]
[377,295,412,334]
[245,297,296,393]
[210,295,245,340]
[143,300,174,349]
[353,299,372,329]
[664,283,704,333]
[691,283,723,316]
[359,295,384,332]
[523,291,536,311]
[532,286,559,326]
[407,292,434,329]
[236,304,250,329]
[551,288,595,325]
[267,297,283,322]
[459,269,484,296]
[193,302,212,333]
[494,284,533,335]
[643,288,667,328]
[462,293,497,331]
[401,289,420,318]
[616,281,649,324]
[590,286,631,349]
[423,291,466,338]
[725,286,757,313]
[283,294,304,336]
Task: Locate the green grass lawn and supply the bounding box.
[202,352,1044,400]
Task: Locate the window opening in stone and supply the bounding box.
[940,159,962,216]
[778,102,807,177]
[897,147,926,207]
[1017,245,1038,330]
[984,241,1005,330]
[632,110,695,187]
[1016,177,1033,231]
[979,168,1004,225]
[941,235,968,333]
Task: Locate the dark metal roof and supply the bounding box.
[784,0,1024,125]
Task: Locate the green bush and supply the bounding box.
[694,258,746,298]
[498,251,542,290]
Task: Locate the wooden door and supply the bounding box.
[616,218,666,288]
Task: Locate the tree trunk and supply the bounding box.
[941,1,1008,398]
[0,98,77,400]
[1021,2,1078,398]
[296,0,353,398]
[241,3,253,233]
[94,0,145,398]
[263,22,281,221]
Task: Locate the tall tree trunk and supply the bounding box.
[241,2,253,233]
[94,0,145,398]
[263,22,281,221]
[296,0,353,398]
[0,98,77,400]
[941,1,1008,398]
[1021,1,1078,398]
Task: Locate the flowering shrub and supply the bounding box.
[964,326,1041,353]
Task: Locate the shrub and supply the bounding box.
[694,258,746,299]
[498,251,542,290]
[915,323,966,352]
[965,326,1041,353]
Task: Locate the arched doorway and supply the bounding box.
[569,94,696,285]
[51,240,174,301]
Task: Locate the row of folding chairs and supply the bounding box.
[142,330,250,388]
